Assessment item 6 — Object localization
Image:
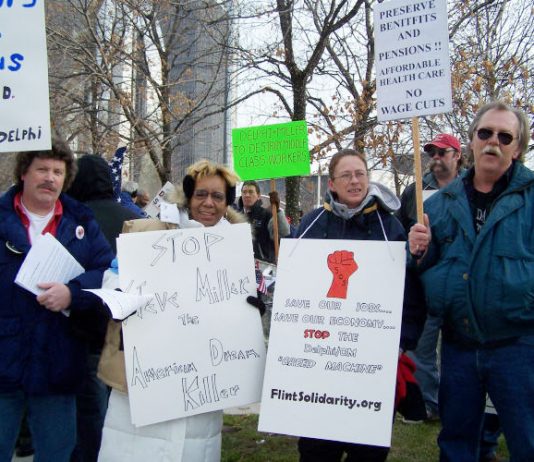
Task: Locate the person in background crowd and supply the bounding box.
[66,154,140,462]
[120,180,146,218]
[236,180,290,263]
[135,188,150,209]
[296,148,426,462]
[98,160,265,462]
[409,101,534,462]
[0,139,113,462]
[397,133,463,423]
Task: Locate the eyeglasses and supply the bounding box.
[332,171,367,184]
[425,147,455,158]
[192,190,226,203]
[476,128,515,146]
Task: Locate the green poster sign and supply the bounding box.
[232,120,310,181]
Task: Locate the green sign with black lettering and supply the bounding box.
[232,120,310,180]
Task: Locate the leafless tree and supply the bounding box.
[46,0,233,183]
[230,0,366,221]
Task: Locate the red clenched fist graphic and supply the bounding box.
[326,250,358,299]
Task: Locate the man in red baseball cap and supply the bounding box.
[399,133,463,230]
[397,132,463,424]
[424,133,461,153]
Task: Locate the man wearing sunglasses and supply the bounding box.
[408,101,533,462]
[399,133,463,230]
[397,133,462,425]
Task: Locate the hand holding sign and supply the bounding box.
[326,250,358,299]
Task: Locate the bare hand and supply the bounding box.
[408,214,431,257]
[36,282,72,312]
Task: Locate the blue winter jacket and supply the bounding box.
[0,186,114,394]
[418,162,534,344]
[297,192,426,351]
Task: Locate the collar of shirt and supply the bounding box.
[14,191,64,240]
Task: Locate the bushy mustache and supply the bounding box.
[429,159,449,171]
[38,182,57,192]
[482,146,502,157]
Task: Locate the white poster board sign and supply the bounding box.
[0,1,51,152]
[117,223,266,427]
[259,239,406,447]
[374,0,452,121]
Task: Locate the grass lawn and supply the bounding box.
[222,414,509,462]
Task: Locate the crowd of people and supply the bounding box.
[0,100,532,462]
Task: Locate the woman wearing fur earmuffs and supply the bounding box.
[97,160,264,462]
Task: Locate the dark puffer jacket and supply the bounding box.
[0,187,114,394]
[237,198,276,262]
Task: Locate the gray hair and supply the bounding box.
[122,180,138,195]
[467,101,530,163]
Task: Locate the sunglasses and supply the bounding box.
[425,148,455,158]
[476,128,515,146]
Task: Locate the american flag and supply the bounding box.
[108,147,127,202]
[255,260,268,294]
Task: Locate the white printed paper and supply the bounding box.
[159,202,181,224]
[15,233,84,295]
[84,289,152,320]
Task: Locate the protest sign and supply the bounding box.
[232,120,310,180]
[143,181,175,218]
[0,0,51,152]
[117,223,266,427]
[374,0,452,121]
[259,239,406,447]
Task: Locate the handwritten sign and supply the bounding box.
[259,239,406,447]
[0,0,51,152]
[374,0,452,122]
[116,223,266,427]
[232,121,310,180]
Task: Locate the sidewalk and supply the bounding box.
[224,402,261,415]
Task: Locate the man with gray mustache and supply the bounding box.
[408,101,534,462]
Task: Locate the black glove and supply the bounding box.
[247,291,266,316]
[268,191,280,212]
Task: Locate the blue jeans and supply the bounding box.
[479,413,501,461]
[71,353,111,462]
[407,314,441,414]
[439,338,534,462]
[0,390,76,462]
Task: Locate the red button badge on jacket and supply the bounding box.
[76,225,85,240]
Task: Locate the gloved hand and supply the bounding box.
[269,191,280,212]
[109,258,119,274]
[247,291,266,316]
